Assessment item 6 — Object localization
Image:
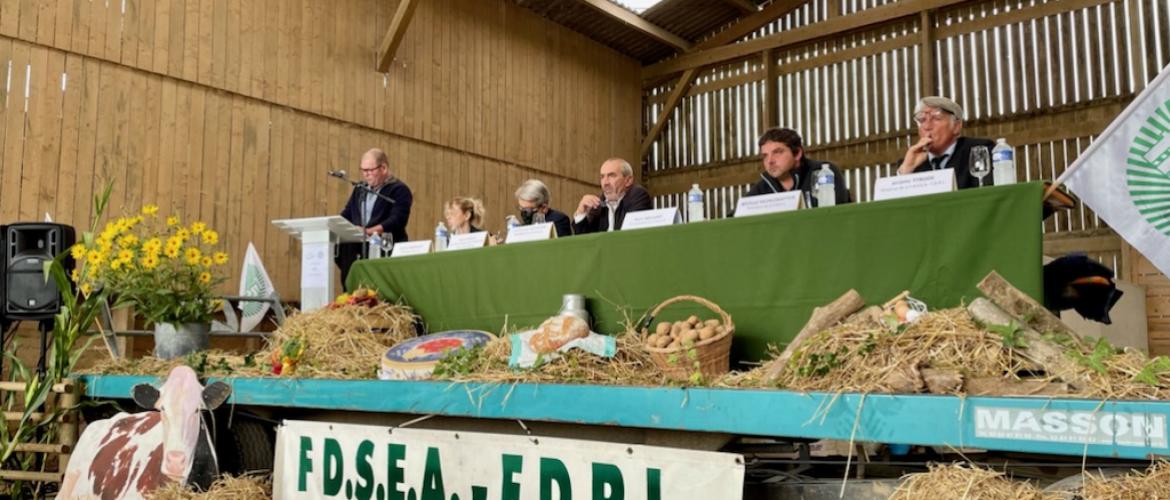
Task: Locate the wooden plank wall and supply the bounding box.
[0,0,642,300]
[642,0,1170,353]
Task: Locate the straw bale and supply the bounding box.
[891,463,1057,500]
[147,473,271,499]
[432,330,668,386]
[81,303,418,380]
[1080,461,1170,499]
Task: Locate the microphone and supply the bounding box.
[327,169,348,179]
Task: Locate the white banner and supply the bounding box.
[274,420,743,500]
[1059,65,1170,277]
[238,242,275,332]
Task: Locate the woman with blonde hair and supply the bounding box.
[444,196,486,235]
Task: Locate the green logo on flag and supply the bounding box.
[1127,100,1170,235]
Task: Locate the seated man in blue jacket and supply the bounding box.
[336,148,413,283]
[744,127,852,206]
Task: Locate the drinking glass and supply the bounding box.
[969,146,991,187]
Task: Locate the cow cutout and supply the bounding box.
[60,366,231,500]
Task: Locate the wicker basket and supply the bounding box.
[640,295,734,382]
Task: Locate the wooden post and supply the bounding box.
[919,10,935,96]
[763,289,865,382]
[967,298,1087,390]
[57,379,79,473]
[762,49,778,129]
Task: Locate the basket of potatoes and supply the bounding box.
[640,295,734,381]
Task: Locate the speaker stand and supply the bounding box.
[35,319,53,378]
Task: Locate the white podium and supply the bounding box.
[272,216,365,311]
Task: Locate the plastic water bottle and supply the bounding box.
[434,222,449,251]
[368,233,383,258]
[992,138,1017,186]
[815,165,836,207]
[687,183,705,222]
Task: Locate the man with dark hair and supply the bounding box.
[336,148,413,283]
[744,127,852,206]
[573,158,653,234]
[896,96,996,189]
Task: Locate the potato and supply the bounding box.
[704,319,721,328]
[655,322,672,336]
[682,329,700,343]
[699,326,716,340]
[686,315,700,326]
[715,325,726,335]
[667,338,680,349]
[656,336,672,348]
[671,322,685,336]
[646,334,660,346]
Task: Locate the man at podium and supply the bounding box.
[336,148,414,282]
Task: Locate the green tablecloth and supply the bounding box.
[348,183,1043,362]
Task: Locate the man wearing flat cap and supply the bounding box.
[896,96,996,190]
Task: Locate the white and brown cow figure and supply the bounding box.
[59,366,231,500]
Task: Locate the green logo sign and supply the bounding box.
[1127,100,1170,236]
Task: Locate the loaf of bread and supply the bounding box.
[529,315,589,353]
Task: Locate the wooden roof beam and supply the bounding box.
[642,0,971,81]
[376,0,421,72]
[578,0,692,51]
[721,0,759,14]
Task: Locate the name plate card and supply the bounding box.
[873,169,956,202]
[391,240,432,257]
[445,232,489,251]
[620,208,681,231]
[734,191,803,217]
[507,222,555,243]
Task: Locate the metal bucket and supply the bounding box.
[154,322,210,359]
[558,294,591,326]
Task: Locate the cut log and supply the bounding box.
[964,376,1072,396]
[977,271,1081,345]
[967,298,1087,390]
[763,289,865,383]
[922,368,964,394]
[881,364,925,393]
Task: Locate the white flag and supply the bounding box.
[1059,65,1170,278]
[238,242,276,332]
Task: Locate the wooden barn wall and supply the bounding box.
[0,0,642,301]
[641,0,1170,353]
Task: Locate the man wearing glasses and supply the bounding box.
[336,148,414,282]
[896,96,995,190]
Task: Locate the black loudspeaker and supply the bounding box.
[4,223,75,320]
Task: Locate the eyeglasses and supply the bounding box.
[913,110,953,125]
[360,165,385,173]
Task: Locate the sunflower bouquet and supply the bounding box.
[70,204,230,325]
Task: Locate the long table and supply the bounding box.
[348,183,1043,362]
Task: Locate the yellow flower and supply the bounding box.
[185,247,202,265]
[143,237,162,252]
[166,236,183,249]
[86,249,104,266]
[70,268,81,282]
[213,252,228,265]
[142,204,159,216]
[198,272,212,284]
[110,259,123,271]
[117,249,134,262]
[120,258,135,270]
[70,244,86,260]
[80,282,93,296]
[201,230,219,245]
[141,254,159,270]
[164,246,180,259]
[176,228,191,241]
[201,256,213,268]
[117,234,139,248]
[167,215,180,226]
[190,222,206,233]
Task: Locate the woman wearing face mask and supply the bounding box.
[444,197,487,235]
[514,179,572,237]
